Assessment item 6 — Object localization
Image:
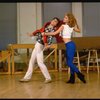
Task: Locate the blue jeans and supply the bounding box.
[65,41,79,75]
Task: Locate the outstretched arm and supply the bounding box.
[27,32,34,37]
[44,25,64,36]
[27,22,51,37]
[27,29,42,37]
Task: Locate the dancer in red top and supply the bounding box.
[19,17,61,83]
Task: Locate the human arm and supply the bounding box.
[27,32,34,37]
[73,24,80,33]
[44,25,64,36]
[26,29,42,37]
[27,22,51,37]
[73,20,81,33]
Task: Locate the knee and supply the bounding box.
[37,60,43,67]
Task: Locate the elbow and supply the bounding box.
[77,30,81,33]
[78,29,81,33]
[76,29,81,33]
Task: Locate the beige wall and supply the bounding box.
[17,3,42,44]
[72,3,83,37]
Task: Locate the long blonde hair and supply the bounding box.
[65,13,77,28]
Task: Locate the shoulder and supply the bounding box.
[59,25,64,30]
[61,24,65,27]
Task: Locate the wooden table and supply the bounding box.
[8,44,58,74]
[57,36,100,72]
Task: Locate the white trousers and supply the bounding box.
[23,42,51,80]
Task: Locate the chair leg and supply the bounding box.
[87,50,90,74]
[77,51,81,72]
[87,49,99,74]
[96,50,99,74]
[73,51,81,72]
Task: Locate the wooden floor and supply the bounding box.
[0,71,100,99]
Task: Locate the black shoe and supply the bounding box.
[77,72,86,83]
[66,74,75,84]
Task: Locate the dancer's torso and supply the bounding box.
[60,24,74,44]
[37,25,55,45]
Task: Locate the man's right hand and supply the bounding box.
[26,32,33,37]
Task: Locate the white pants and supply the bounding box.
[23,42,51,80]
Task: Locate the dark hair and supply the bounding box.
[52,17,60,21]
[52,17,60,25]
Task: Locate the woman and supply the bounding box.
[42,13,86,84]
[19,17,60,83]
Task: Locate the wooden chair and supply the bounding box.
[87,49,99,74]
[0,50,11,74]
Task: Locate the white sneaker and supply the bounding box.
[44,79,52,83]
[19,78,30,82]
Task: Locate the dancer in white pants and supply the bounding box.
[19,17,60,83]
[23,42,51,81]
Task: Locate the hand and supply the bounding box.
[26,32,33,37]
